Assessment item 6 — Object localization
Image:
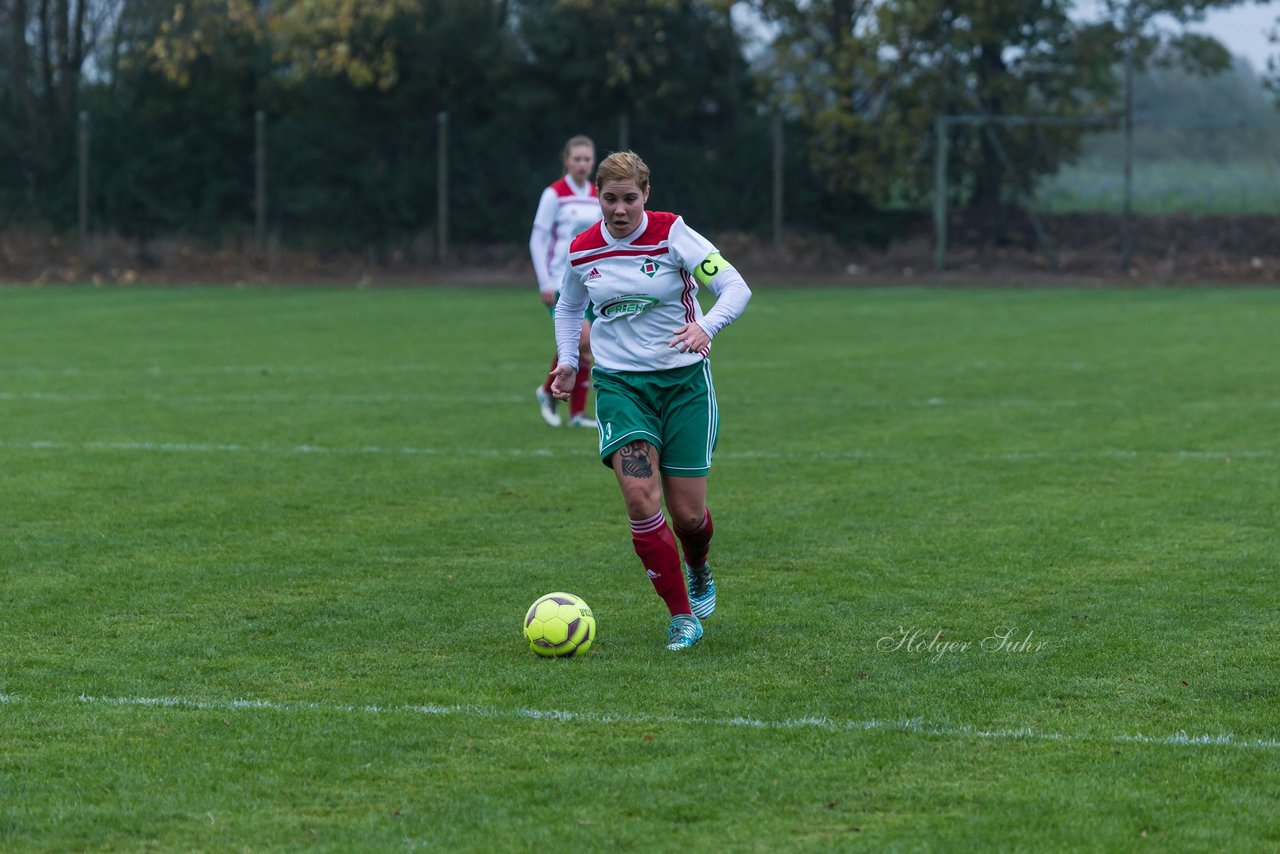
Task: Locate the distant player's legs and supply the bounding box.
[536,353,561,426]
[569,318,594,426]
[542,354,557,395]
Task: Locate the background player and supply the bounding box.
[530,135,598,428]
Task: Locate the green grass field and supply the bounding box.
[2,284,1277,851]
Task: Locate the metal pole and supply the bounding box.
[78,111,90,246]
[437,111,449,264]
[1121,9,1135,274]
[933,114,948,271]
[255,111,267,251]
[772,114,783,253]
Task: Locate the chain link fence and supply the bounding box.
[25,110,820,262]
[6,102,1278,280]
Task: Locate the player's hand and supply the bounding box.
[548,362,576,401]
[540,290,556,308]
[669,322,710,354]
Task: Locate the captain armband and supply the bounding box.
[693,252,734,288]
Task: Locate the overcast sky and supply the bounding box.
[1195,2,1277,71]
[1070,0,1279,71]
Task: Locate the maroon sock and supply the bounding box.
[630,511,692,616]
[570,362,591,417]
[542,353,557,394]
[674,508,714,568]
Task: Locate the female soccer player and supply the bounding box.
[530,135,598,428]
[548,151,752,650]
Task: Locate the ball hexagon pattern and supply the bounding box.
[523,592,595,657]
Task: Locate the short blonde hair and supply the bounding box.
[595,150,650,192]
[562,135,595,163]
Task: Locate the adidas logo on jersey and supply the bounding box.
[587,267,602,281]
[646,568,661,579]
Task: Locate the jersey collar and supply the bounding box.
[601,212,648,246]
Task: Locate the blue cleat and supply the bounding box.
[666,613,704,651]
[685,561,716,620]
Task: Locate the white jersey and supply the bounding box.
[529,176,599,294]
[556,211,750,373]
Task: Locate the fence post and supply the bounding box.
[437,111,449,264]
[933,114,948,271]
[78,111,90,247]
[772,114,784,253]
[1121,23,1134,273]
[255,111,267,251]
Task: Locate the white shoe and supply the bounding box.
[535,385,561,427]
[568,414,597,428]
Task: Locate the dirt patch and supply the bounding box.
[3,214,1278,288]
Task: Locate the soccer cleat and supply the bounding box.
[535,384,561,427]
[685,561,716,620]
[666,613,704,651]
[568,414,597,428]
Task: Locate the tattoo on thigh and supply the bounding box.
[619,442,653,478]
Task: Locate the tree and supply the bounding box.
[883,0,1122,215]
[0,0,125,224]
[147,0,421,91]
[750,0,888,216]
[516,0,747,130]
[1245,7,1280,103]
[514,0,762,230]
[751,0,1244,221]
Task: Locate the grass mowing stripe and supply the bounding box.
[0,391,526,403]
[2,693,1277,751]
[0,437,1275,460]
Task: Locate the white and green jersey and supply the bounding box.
[555,211,751,373]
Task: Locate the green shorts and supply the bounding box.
[592,360,719,477]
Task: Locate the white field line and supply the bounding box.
[0,439,546,457]
[0,438,1274,462]
[0,692,1275,751]
[6,391,1280,411]
[0,364,466,377]
[0,360,1226,376]
[0,392,525,404]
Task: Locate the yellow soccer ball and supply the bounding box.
[523,592,595,657]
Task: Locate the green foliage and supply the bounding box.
[753,0,1126,214]
[1,285,1279,848]
[521,0,747,125]
[0,0,1273,247]
[752,0,886,208]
